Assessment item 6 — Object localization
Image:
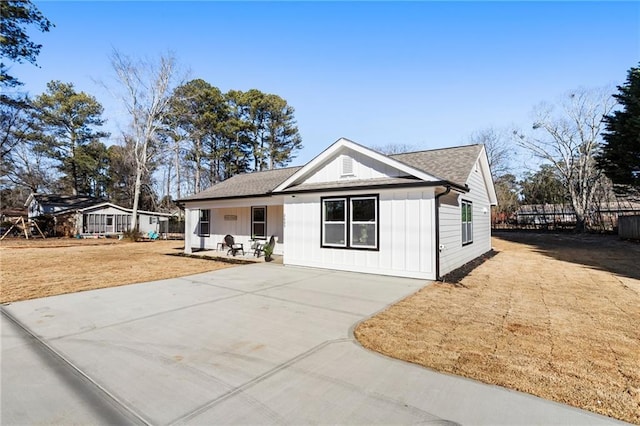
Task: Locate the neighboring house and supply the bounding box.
[180,139,496,279]
[25,193,173,237]
[180,138,497,280]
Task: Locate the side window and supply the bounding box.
[350,196,377,249]
[461,200,473,245]
[252,206,266,239]
[322,198,347,247]
[199,209,210,236]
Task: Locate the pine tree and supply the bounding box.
[31,81,109,195]
[598,64,640,191]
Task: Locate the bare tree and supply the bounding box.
[469,127,513,178]
[108,50,180,231]
[370,143,419,155]
[515,87,616,231]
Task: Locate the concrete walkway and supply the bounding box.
[1,264,628,425]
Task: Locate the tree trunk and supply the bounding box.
[131,165,142,231]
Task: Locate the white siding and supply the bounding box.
[304,149,404,184]
[184,197,285,255]
[283,188,436,280]
[438,160,493,276]
[78,205,168,235]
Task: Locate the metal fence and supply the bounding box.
[618,215,640,240]
[492,203,640,232]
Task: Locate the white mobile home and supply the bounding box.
[26,194,172,237]
[180,138,497,280]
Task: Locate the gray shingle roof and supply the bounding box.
[390,144,483,187]
[179,144,483,201]
[31,194,106,209]
[180,166,303,201]
[282,177,422,193]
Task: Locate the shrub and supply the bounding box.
[264,243,274,261]
[122,229,142,242]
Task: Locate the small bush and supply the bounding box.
[264,243,274,260]
[122,229,142,242]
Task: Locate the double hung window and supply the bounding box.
[199,209,210,236]
[322,195,378,250]
[252,206,266,239]
[461,200,473,245]
[322,198,347,247]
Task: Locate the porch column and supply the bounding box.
[184,207,192,254]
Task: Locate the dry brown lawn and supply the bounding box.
[0,238,233,303]
[356,232,640,424]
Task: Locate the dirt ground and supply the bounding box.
[356,232,640,424]
[2,234,638,423]
[0,238,233,304]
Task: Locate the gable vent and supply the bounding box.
[341,156,354,176]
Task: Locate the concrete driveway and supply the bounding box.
[1,263,625,425]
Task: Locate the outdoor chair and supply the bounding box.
[224,234,244,256]
[254,235,275,258]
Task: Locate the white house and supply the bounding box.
[179,138,497,280]
[25,194,173,237]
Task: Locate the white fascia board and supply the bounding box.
[78,202,124,213]
[273,137,440,192]
[78,202,173,216]
[479,146,498,205]
[465,146,497,206]
[24,193,36,208]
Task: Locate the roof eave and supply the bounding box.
[179,193,275,204]
[280,180,468,195]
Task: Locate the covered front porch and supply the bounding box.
[183,196,285,256]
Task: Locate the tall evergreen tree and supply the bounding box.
[598,64,640,191]
[223,90,252,178]
[0,0,53,89]
[243,89,271,171]
[167,79,228,192]
[75,140,110,197]
[265,94,302,169]
[31,81,109,195]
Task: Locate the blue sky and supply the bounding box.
[11,1,640,167]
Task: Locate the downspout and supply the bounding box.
[434,186,451,281]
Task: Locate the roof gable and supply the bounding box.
[78,202,173,216]
[273,138,440,192]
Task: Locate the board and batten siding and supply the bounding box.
[283,188,436,280]
[304,150,404,184]
[184,198,284,255]
[438,159,493,276]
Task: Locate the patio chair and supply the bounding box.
[254,235,275,258]
[224,234,244,256]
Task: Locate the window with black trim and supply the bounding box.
[461,200,473,245]
[322,195,378,250]
[322,198,347,247]
[199,209,210,236]
[252,206,266,239]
